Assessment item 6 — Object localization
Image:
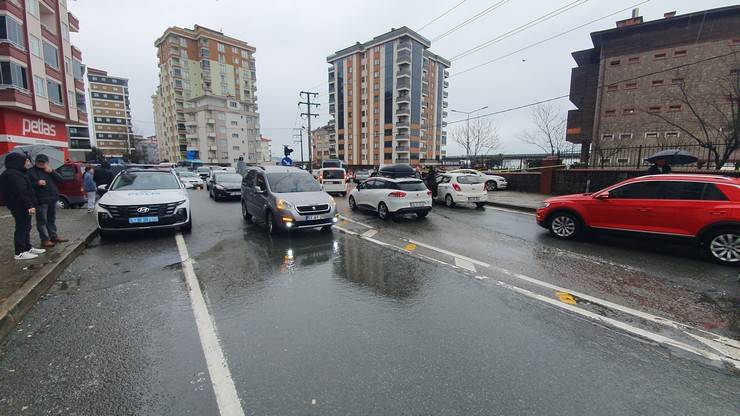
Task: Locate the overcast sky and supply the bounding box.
[70,0,736,157]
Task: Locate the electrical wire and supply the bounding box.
[417,0,468,32]
[432,0,511,42]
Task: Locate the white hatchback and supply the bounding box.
[349,177,432,220]
[319,168,349,196]
[448,169,507,191]
[436,173,487,208]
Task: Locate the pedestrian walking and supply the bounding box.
[93,160,114,188]
[236,156,247,176]
[647,158,672,175]
[83,166,97,212]
[425,166,438,198]
[28,154,68,247]
[0,153,46,260]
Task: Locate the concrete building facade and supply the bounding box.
[135,135,158,163]
[327,27,450,167]
[0,0,89,160]
[87,67,133,159]
[311,124,335,164]
[153,25,259,164]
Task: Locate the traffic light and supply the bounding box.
[283,145,294,158]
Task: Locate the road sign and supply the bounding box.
[281,157,293,166]
[186,150,197,160]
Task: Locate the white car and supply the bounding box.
[95,168,192,238]
[349,177,432,220]
[435,173,487,208]
[177,171,205,189]
[319,167,349,196]
[448,169,507,191]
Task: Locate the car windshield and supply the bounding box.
[215,173,243,183]
[457,175,483,184]
[396,180,428,191]
[179,172,197,178]
[110,172,181,191]
[267,172,322,193]
[322,169,345,180]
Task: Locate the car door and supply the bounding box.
[361,179,382,209]
[249,173,268,218]
[436,175,452,201]
[650,181,723,236]
[354,180,372,209]
[242,170,256,207]
[587,180,664,232]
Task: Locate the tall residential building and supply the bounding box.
[0,0,90,160]
[257,135,271,163]
[87,68,134,159]
[153,25,259,164]
[326,27,450,167]
[136,135,159,164]
[566,6,740,164]
[312,124,335,163]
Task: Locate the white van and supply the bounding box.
[319,168,349,196]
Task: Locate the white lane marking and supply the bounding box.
[338,215,374,229]
[362,229,378,238]
[484,206,535,216]
[497,280,740,370]
[334,225,359,236]
[474,275,489,280]
[408,239,490,268]
[175,233,245,416]
[454,257,476,272]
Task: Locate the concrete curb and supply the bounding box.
[485,201,538,213]
[0,226,98,341]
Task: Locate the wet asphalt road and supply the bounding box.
[1,189,738,415]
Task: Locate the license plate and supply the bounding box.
[410,202,427,207]
[305,215,322,220]
[230,192,241,196]
[129,216,158,224]
[468,197,481,201]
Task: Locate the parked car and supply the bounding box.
[209,172,243,201]
[177,171,205,189]
[54,162,88,209]
[349,177,432,220]
[377,164,416,179]
[535,174,740,265]
[95,167,191,238]
[205,167,229,190]
[435,173,487,208]
[196,166,211,179]
[449,169,507,191]
[354,169,372,183]
[319,168,349,196]
[240,166,338,234]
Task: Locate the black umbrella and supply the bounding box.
[646,149,698,165]
[378,164,415,178]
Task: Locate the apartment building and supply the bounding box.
[136,135,159,164]
[566,6,740,163]
[257,135,271,163]
[152,25,259,164]
[326,27,450,167]
[0,0,89,160]
[311,124,335,164]
[87,67,133,159]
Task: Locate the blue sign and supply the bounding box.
[281,157,293,166]
[186,151,197,160]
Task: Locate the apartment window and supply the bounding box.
[619,133,633,140]
[604,110,616,117]
[230,120,238,126]
[0,61,28,90]
[61,22,69,41]
[654,52,667,60]
[73,60,83,80]
[180,37,187,47]
[64,58,71,74]
[673,49,687,57]
[373,83,379,90]
[42,41,59,69]
[606,84,618,92]
[26,0,39,18]
[231,47,238,54]
[668,104,682,112]
[229,101,238,108]
[645,132,659,140]
[233,57,239,65]
[373,71,379,77]
[373,59,379,65]
[373,107,379,114]
[671,77,684,85]
[647,106,661,113]
[28,34,41,57]
[624,82,637,89]
[0,15,25,50]
[241,50,249,59]
[651,79,664,87]
[46,78,63,105]
[67,90,74,107]
[33,75,45,97]
[232,146,240,151]
[200,48,209,58]
[628,56,640,64]
[231,133,239,139]
[665,131,679,140]
[217,43,225,52]
[609,59,620,66]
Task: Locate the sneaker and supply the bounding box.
[15,251,38,260]
[28,247,46,254]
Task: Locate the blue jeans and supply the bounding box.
[36,202,58,241]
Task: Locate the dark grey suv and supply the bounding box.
[240,166,338,234]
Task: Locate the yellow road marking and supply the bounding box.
[555,291,577,305]
[404,243,417,252]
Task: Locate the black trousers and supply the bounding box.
[11,207,32,255]
[36,202,58,241]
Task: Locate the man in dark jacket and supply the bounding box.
[28,154,68,247]
[647,158,672,175]
[93,160,114,188]
[0,153,45,260]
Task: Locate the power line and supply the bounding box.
[432,0,511,42]
[299,91,320,170]
[451,0,590,61]
[417,0,468,32]
[447,94,570,125]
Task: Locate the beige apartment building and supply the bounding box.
[311,124,335,164]
[152,25,259,164]
[327,27,450,167]
[87,67,133,158]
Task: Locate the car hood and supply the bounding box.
[217,181,241,188]
[545,193,594,203]
[99,189,188,206]
[274,191,332,205]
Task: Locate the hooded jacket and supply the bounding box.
[28,164,63,204]
[0,153,35,211]
[93,161,114,187]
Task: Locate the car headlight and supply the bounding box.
[277,199,294,210]
[329,196,336,207]
[215,184,225,190]
[540,201,551,208]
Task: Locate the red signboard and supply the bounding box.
[0,109,68,142]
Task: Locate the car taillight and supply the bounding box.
[80,187,84,193]
[427,190,432,197]
[388,191,407,198]
[452,183,462,192]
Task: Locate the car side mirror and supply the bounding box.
[254,186,265,194]
[595,192,609,200]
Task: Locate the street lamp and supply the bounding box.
[450,106,488,166]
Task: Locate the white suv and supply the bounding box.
[349,177,432,220]
[448,169,507,191]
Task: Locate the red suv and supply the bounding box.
[536,174,740,265]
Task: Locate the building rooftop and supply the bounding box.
[154,24,255,51]
[327,26,434,62]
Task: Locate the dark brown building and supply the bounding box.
[566,6,740,166]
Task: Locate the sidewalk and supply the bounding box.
[0,207,97,340]
[487,191,546,212]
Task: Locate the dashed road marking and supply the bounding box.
[454,257,476,272]
[407,239,490,268]
[484,206,536,216]
[362,229,378,238]
[175,233,245,416]
[338,215,374,229]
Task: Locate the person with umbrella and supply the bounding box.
[0,153,46,260]
[647,158,672,175]
[27,154,68,248]
[646,149,698,175]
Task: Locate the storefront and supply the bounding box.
[0,109,70,160]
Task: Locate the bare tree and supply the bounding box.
[592,134,639,167]
[643,54,739,169]
[451,118,500,161]
[518,103,567,155]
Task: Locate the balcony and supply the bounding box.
[329,104,336,113]
[396,105,410,116]
[207,132,217,138]
[397,78,410,90]
[398,39,412,51]
[395,146,410,152]
[207,118,216,124]
[328,66,335,73]
[68,12,80,32]
[328,119,336,126]
[442,111,448,118]
[396,134,409,141]
[396,157,410,163]
[444,69,449,78]
[329,85,335,93]
[422,85,429,96]
[443,80,449,88]
[396,67,411,78]
[443,91,448,98]
[396,94,410,104]
[442,101,448,108]
[397,50,411,64]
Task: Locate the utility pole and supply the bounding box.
[293,127,305,168]
[299,91,319,172]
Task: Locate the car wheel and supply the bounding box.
[416,211,428,219]
[548,212,581,240]
[241,200,253,222]
[56,198,70,209]
[475,202,486,209]
[486,181,498,191]
[321,225,333,233]
[704,229,740,265]
[181,217,193,233]
[445,194,455,208]
[348,196,358,211]
[266,211,279,235]
[377,202,391,220]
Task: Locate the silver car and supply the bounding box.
[240,166,338,234]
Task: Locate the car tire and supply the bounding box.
[266,211,279,235]
[98,229,113,240]
[241,200,253,222]
[321,225,333,233]
[348,196,358,211]
[56,198,70,209]
[377,202,391,220]
[475,202,486,209]
[416,211,428,219]
[548,212,582,240]
[181,217,193,233]
[703,228,740,265]
[445,194,455,208]
[486,181,498,191]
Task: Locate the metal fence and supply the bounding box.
[587,143,738,169]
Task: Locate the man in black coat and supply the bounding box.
[28,154,68,247]
[647,158,672,175]
[0,153,45,260]
[93,160,114,188]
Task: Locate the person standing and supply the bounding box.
[0,153,46,260]
[647,158,672,175]
[93,160,114,188]
[236,156,247,176]
[83,166,97,212]
[28,154,68,247]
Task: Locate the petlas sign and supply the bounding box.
[0,110,67,142]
